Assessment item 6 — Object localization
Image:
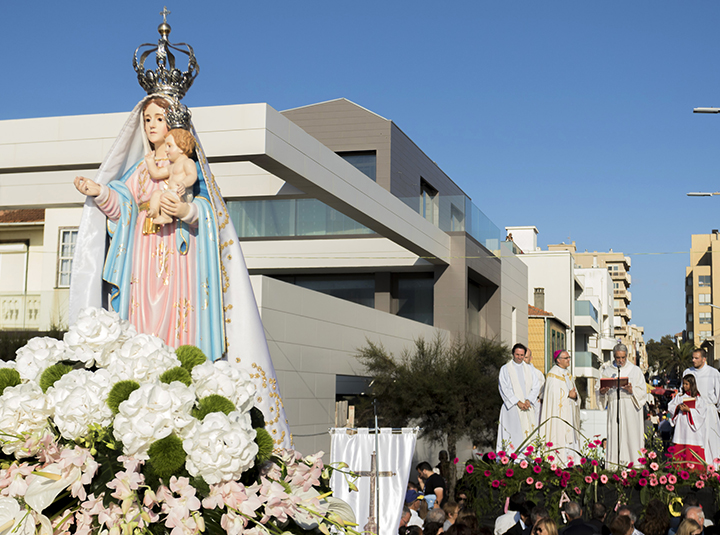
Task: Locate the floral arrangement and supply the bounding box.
[0,307,356,535]
[459,436,720,518]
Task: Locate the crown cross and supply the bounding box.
[133,9,199,101]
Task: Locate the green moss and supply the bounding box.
[106,380,140,414]
[0,369,21,395]
[250,406,266,429]
[175,345,207,372]
[192,395,236,420]
[147,435,186,481]
[254,428,274,465]
[159,367,192,386]
[38,363,74,393]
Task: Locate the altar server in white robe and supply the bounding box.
[597,343,647,468]
[540,350,580,465]
[524,348,545,425]
[683,348,720,466]
[497,343,542,454]
[668,373,707,468]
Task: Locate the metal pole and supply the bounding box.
[373,399,379,534]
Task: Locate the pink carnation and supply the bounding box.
[600,474,608,484]
[584,476,592,484]
[526,477,534,485]
[648,451,657,459]
[638,478,647,487]
[487,452,497,460]
[535,481,543,490]
[492,480,500,488]
[520,460,529,469]
[650,462,659,471]
[501,457,510,465]
[666,484,675,491]
[659,476,667,484]
[696,480,705,489]
[466,465,474,474]
[574,487,581,495]
[668,474,677,484]
[506,469,514,478]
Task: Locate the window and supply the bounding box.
[699,275,712,287]
[688,313,693,322]
[337,151,376,182]
[689,331,694,340]
[700,312,712,324]
[614,300,622,308]
[421,179,438,226]
[688,295,694,305]
[613,282,620,290]
[273,274,375,308]
[394,273,434,325]
[699,331,712,342]
[699,293,712,304]
[57,228,78,288]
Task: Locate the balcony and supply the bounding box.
[0,294,40,330]
[615,307,632,320]
[574,351,601,370]
[615,325,628,336]
[610,270,631,285]
[575,300,600,334]
[399,195,502,256]
[613,289,631,302]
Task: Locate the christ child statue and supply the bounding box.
[145,128,198,225]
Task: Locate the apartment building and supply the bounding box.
[0,98,529,453]
[685,231,720,363]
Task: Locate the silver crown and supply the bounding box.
[166,101,192,130]
[133,7,199,100]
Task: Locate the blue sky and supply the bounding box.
[3,1,720,341]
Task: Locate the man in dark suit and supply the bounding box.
[560,502,595,535]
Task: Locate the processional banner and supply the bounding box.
[330,428,418,535]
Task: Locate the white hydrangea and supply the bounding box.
[113,382,196,459]
[64,307,134,366]
[191,360,256,413]
[0,383,51,456]
[105,334,180,383]
[46,369,114,441]
[14,337,66,382]
[183,411,258,484]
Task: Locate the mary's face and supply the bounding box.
[144,102,169,147]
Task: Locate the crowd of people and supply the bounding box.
[497,342,720,469]
[400,487,718,535]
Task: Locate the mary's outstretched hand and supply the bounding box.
[74,176,102,197]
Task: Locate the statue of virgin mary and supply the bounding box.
[69,13,292,448]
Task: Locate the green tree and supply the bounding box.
[646,335,694,381]
[356,336,507,497]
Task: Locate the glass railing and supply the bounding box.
[227,198,374,238]
[399,194,502,256]
[575,300,599,322]
[574,351,600,369]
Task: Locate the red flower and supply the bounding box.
[548,455,555,462]
[484,470,491,477]
[453,457,459,464]
[568,460,575,467]
[466,465,474,474]
[555,469,563,477]
[613,474,620,481]
[668,446,676,454]
[666,484,675,491]
[638,478,647,487]
[574,487,581,495]
[580,458,587,465]
[498,451,506,457]
[638,458,647,465]
[492,480,500,488]
[546,442,554,447]
[641,470,649,477]
[680,471,690,481]
[506,469,514,478]
[627,462,634,468]
[534,457,542,464]
[590,472,599,480]
[533,466,542,474]
[526,446,535,454]
[590,460,599,467]
[488,452,497,460]
[588,444,596,449]
[628,470,637,478]
[510,453,518,460]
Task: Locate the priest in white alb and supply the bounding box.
[525,348,545,425]
[596,343,647,468]
[540,350,580,465]
[683,348,720,466]
[497,343,542,454]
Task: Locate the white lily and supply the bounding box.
[24,463,81,512]
[0,496,36,535]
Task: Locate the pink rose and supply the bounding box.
[584,476,592,484]
[668,474,677,484]
[600,474,608,484]
[526,477,534,485]
[535,481,543,490]
[666,484,675,491]
[520,460,529,469]
[574,487,581,495]
[501,457,510,465]
[696,480,705,489]
[550,463,558,471]
[659,476,667,484]
[650,478,658,487]
[650,462,659,471]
